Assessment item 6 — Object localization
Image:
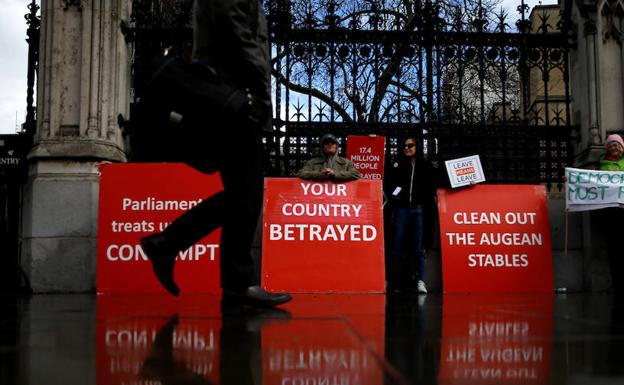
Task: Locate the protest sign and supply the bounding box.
[437,184,553,293]
[444,155,485,188]
[97,163,222,293]
[346,135,386,180]
[262,178,385,292]
[566,167,624,211]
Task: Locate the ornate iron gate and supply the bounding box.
[0,135,29,293]
[129,0,575,189]
[1,0,39,293]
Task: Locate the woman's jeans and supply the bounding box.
[388,206,426,288]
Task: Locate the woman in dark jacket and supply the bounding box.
[385,137,445,294]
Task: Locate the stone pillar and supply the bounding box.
[21,0,131,292]
[571,0,624,166]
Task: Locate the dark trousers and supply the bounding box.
[161,117,264,291]
[601,208,624,293]
[388,206,426,288]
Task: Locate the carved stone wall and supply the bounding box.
[21,0,131,292]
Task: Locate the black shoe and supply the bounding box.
[140,233,180,296]
[222,285,292,308]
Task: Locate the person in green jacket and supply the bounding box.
[297,134,362,181]
[599,134,624,171]
[598,134,624,293]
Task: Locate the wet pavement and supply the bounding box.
[1,292,624,385]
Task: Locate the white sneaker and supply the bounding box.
[417,280,427,294]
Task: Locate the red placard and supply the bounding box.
[438,295,553,384]
[437,184,553,293]
[261,178,385,293]
[346,135,386,180]
[97,163,223,294]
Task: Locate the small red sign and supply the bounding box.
[346,135,386,180]
[97,163,223,294]
[437,184,554,293]
[457,166,475,176]
[261,178,385,293]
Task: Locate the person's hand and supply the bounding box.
[322,168,335,178]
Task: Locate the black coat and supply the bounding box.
[384,158,447,248]
[193,0,271,130]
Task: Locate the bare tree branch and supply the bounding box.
[272,69,353,122]
[368,12,419,122]
[389,80,427,107]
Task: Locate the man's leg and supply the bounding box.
[217,119,291,307]
[141,189,226,296]
[161,190,226,251]
[217,120,264,291]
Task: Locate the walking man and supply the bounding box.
[140,0,291,308]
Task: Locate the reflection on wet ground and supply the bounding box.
[2,293,624,384]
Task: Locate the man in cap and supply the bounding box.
[297,134,361,181]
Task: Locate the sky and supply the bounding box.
[0,0,555,135]
[0,0,37,135]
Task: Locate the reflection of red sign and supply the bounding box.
[96,295,222,385]
[437,185,553,293]
[96,294,385,385]
[346,135,386,180]
[97,163,223,294]
[261,178,385,293]
[439,295,553,384]
[264,295,385,385]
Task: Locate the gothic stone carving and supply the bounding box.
[62,0,83,11]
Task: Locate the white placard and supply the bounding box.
[444,155,486,188]
[566,167,624,211]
